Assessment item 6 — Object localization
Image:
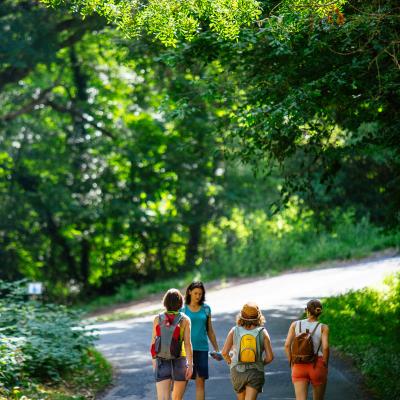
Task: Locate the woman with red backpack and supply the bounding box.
[150,288,193,400]
[284,299,330,400]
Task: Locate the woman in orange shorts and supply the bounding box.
[284,299,329,400]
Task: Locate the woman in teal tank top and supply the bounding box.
[182,281,221,400]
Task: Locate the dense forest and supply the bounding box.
[1,0,399,301]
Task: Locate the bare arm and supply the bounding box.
[207,315,220,352]
[183,316,193,379]
[321,324,330,366]
[221,328,234,365]
[284,322,296,363]
[263,329,274,365]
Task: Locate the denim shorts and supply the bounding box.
[192,350,209,380]
[155,357,187,382]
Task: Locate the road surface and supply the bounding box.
[95,254,399,399]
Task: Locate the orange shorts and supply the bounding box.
[291,357,327,386]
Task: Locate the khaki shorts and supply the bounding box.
[230,366,265,393]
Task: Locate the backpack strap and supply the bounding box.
[257,327,265,362]
[311,322,322,367]
[310,322,320,337]
[174,312,183,326]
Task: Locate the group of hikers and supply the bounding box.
[150,281,329,400]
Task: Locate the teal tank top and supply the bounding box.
[182,304,211,351]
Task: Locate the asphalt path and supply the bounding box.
[95,254,400,400]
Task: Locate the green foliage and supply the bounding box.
[0,348,112,400]
[1,0,399,303]
[2,15,274,298]
[85,203,398,316]
[200,203,399,279]
[321,274,400,399]
[0,280,96,392]
[209,0,400,223]
[40,0,262,45]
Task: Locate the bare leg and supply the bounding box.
[312,383,327,400]
[195,377,205,400]
[244,386,259,400]
[156,379,172,400]
[171,381,187,400]
[237,391,246,400]
[293,381,309,400]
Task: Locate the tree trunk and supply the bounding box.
[80,238,91,292]
[184,223,202,270]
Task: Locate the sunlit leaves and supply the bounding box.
[40,0,262,45]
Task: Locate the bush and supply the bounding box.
[0,280,97,391]
[321,273,400,399]
[83,203,398,314]
[200,203,398,279]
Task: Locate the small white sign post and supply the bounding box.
[27,282,43,299]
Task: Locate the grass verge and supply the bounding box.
[320,273,400,399]
[0,348,112,400]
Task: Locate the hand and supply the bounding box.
[210,351,223,361]
[152,359,157,371]
[185,364,193,380]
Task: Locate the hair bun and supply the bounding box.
[306,299,323,316]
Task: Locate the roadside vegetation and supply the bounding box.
[2,0,399,307]
[0,281,112,400]
[321,273,400,399]
[1,0,398,396]
[85,205,398,315]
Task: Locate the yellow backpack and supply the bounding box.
[236,327,264,363]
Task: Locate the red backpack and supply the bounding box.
[151,313,183,360]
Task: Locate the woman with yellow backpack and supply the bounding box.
[221,302,274,400]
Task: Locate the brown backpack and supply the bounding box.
[290,321,321,365]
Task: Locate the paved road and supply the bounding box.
[95,255,400,399]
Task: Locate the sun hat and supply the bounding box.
[240,302,261,321]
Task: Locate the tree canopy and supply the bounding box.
[39,0,348,45]
[1,0,398,299]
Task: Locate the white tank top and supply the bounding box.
[295,319,323,356]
